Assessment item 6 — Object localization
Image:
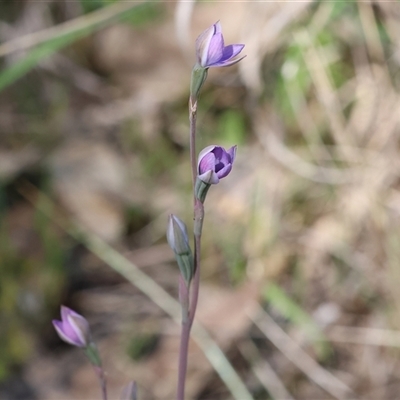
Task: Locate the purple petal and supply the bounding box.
[67,314,90,346]
[61,306,85,322]
[212,146,224,160]
[198,145,216,163]
[56,306,90,347]
[198,152,216,174]
[195,21,245,69]
[58,316,79,341]
[61,305,73,320]
[196,25,215,66]
[216,163,232,179]
[227,145,237,163]
[216,147,231,165]
[53,320,83,347]
[221,44,245,62]
[209,54,246,68]
[214,21,222,34]
[205,33,224,67]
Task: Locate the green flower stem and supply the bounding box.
[85,343,107,400]
[85,342,102,367]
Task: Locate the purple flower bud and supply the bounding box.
[196,21,245,68]
[52,306,91,348]
[198,145,237,184]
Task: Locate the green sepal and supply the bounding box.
[84,342,102,367]
[190,64,208,100]
[176,252,194,285]
[195,177,211,203]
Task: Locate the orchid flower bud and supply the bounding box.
[196,21,245,68]
[191,21,245,99]
[167,214,190,255]
[167,214,194,284]
[198,145,237,184]
[195,145,237,202]
[52,306,91,348]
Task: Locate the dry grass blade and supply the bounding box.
[240,1,313,94]
[174,0,195,55]
[18,182,254,400]
[293,28,356,161]
[255,113,359,185]
[249,303,353,400]
[357,1,389,78]
[326,326,400,348]
[239,339,294,400]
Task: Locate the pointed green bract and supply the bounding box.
[84,342,102,367]
[190,64,208,100]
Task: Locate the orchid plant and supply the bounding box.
[171,21,245,400]
[52,21,245,400]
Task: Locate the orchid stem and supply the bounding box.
[189,96,198,192]
[177,320,191,400]
[176,95,204,400]
[93,366,108,400]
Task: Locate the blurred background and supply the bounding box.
[1,0,400,399]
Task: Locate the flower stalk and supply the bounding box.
[173,21,244,400]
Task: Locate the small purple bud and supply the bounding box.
[52,306,91,348]
[196,21,245,68]
[198,145,237,184]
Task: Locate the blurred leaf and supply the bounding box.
[124,2,164,27]
[80,0,116,14]
[80,0,162,26]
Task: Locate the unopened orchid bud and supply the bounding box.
[167,214,194,284]
[167,214,190,255]
[198,145,237,184]
[195,145,237,202]
[52,306,91,348]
